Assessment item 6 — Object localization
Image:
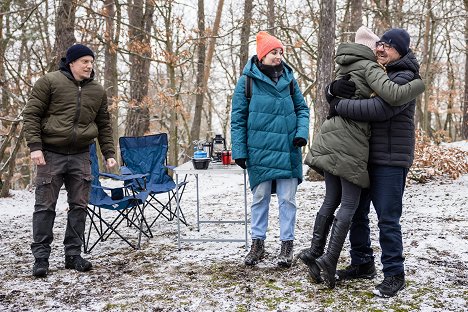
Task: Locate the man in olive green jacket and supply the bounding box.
[24,44,117,277]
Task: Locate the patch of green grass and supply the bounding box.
[260,294,290,310]
[235,304,248,312]
[102,303,131,311]
[265,279,282,290]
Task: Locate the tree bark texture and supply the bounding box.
[463,0,468,139]
[267,0,275,34]
[49,0,76,71]
[125,0,155,136]
[189,0,206,143]
[313,0,336,139]
[239,0,253,72]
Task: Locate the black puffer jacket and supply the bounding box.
[335,50,423,168]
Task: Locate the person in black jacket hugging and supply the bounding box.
[325,28,424,297]
[300,26,424,290]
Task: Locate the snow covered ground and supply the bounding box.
[0,147,467,311]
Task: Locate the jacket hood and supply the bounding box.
[242,55,295,91]
[335,42,377,66]
[385,49,420,73]
[59,57,95,82]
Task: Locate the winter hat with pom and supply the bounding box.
[355,26,380,51]
[379,28,410,56]
[65,44,95,65]
[256,31,284,61]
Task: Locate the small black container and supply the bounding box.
[192,158,211,170]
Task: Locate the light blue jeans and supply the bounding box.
[250,178,298,241]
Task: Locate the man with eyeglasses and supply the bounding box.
[325,28,424,297]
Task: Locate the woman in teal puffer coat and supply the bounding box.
[231,31,309,268]
[299,26,425,289]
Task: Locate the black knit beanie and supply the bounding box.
[380,28,410,57]
[65,44,95,64]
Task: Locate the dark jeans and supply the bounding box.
[349,164,408,277]
[31,150,92,259]
[318,171,362,223]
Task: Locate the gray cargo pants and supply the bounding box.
[31,150,92,259]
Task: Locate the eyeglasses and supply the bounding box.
[375,41,394,51]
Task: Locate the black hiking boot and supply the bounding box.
[298,213,334,283]
[277,240,294,268]
[373,273,405,297]
[65,255,92,272]
[336,261,377,281]
[244,239,265,266]
[32,258,49,277]
[315,219,351,289]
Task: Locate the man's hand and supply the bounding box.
[235,158,247,169]
[329,74,356,98]
[327,97,341,120]
[31,150,46,166]
[293,137,307,147]
[106,157,117,169]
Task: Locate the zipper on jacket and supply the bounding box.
[70,84,82,151]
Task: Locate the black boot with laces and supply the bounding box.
[277,240,294,268]
[65,255,92,272]
[373,273,405,297]
[244,239,265,266]
[336,261,377,281]
[33,258,49,277]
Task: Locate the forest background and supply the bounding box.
[1,0,468,195]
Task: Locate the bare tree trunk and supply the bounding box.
[463,0,468,139]
[189,0,206,143]
[49,0,76,71]
[0,122,23,197]
[350,0,363,31]
[0,0,12,114]
[239,0,253,72]
[160,3,179,167]
[203,0,224,137]
[421,0,434,136]
[313,0,336,139]
[267,0,275,34]
[103,0,121,167]
[445,41,455,139]
[125,0,155,136]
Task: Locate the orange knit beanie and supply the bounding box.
[256,31,284,61]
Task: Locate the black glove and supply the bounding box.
[326,97,340,120]
[413,72,421,80]
[235,158,247,169]
[293,137,307,147]
[329,74,356,98]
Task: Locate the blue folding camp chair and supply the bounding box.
[84,142,151,253]
[119,133,188,229]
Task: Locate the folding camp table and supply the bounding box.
[174,161,248,250]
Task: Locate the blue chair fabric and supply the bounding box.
[85,142,151,253]
[119,133,188,228]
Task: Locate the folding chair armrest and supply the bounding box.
[92,184,132,192]
[165,164,176,170]
[100,172,149,181]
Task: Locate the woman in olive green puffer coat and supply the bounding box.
[299,26,425,289]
